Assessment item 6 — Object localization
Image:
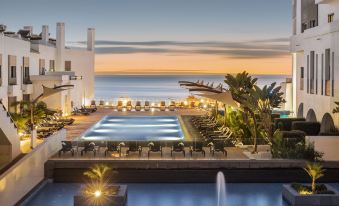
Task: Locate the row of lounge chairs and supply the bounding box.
[37,113,75,138]
[58,141,227,158]
[97,100,177,111]
[72,106,97,116]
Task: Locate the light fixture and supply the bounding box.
[94,190,102,197]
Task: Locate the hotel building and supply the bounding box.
[291,0,339,133]
[0,23,95,161]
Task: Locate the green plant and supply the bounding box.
[84,164,112,184]
[303,163,326,194]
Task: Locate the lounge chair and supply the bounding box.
[104,142,122,157]
[99,100,105,107]
[81,141,96,156]
[58,141,75,156]
[90,100,96,108]
[72,107,90,116]
[210,140,227,157]
[144,101,150,111]
[148,141,162,158]
[126,101,132,111]
[171,141,185,157]
[135,101,142,111]
[126,142,142,157]
[117,101,123,111]
[160,101,166,111]
[190,141,206,157]
[169,101,175,111]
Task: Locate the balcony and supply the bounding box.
[8,78,17,86]
[325,80,331,96]
[8,84,21,97]
[300,78,304,90]
[22,83,33,95]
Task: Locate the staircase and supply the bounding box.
[0,101,21,161]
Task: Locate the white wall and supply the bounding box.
[0,130,65,206]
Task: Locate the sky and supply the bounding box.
[0,0,292,75]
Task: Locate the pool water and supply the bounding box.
[79,116,185,141]
[21,183,339,206]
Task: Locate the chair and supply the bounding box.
[104,142,121,157]
[126,142,142,157]
[144,101,150,111]
[117,101,123,111]
[135,101,142,111]
[126,101,132,111]
[148,141,162,158]
[190,141,205,157]
[171,141,185,157]
[160,101,166,111]
[169,101,175,111]
[81,141,96,156]
[210,140,227,157]
[58,141,75,156]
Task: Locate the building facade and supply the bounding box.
[291,0,339,133]
[0,23,95,161]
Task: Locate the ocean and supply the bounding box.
[94,75,290,102]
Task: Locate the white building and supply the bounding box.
[291,0,339,133]
[0,22,95,162]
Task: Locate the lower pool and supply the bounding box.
[79,116,185,141]
[21,183,339,206]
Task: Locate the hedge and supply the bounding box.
[274,118,306,131]
[291,121,321,136]
[281,130,306,144]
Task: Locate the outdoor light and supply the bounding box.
[184,101,188,105]
[18,132,24,137]
[105,102,109,106]
[200,99,205,103]
[203,104,207,108]
[151,102,155,107]
[94,190,102,197]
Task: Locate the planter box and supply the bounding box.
[282,184,339,206]
[74,185,127,206]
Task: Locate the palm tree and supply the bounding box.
[84,164,113,184]
[225,72,259,152]
[303,162,326,194]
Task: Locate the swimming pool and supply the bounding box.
[79,116,185,141]
[21,182,339,206]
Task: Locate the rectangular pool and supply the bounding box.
[79,116,185,141]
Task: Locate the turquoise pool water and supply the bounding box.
[21,183,339,206]
[79,116,184,141]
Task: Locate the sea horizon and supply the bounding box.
[94,74,291,102]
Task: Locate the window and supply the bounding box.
[65,61,71,71]
[321,54,324,95]
[325,49,331,96]
[39,59,45,75]
[316,54,318,94]
[49,60,55,72]
[300,67,304,91]
[10,66,16,78]
[332,52,335,97]
[307,55,310,93]
[310,51,315,94]
[328,13,334,23]
[23,67,30,84]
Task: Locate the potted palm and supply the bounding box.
[74,164,127,206]
[282,162,339,206]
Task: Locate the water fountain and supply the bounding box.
[216,171,226,206]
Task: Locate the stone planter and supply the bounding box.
[74,185,127,206]
[282,184,339,206]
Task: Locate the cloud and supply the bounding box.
[75,37,290,59]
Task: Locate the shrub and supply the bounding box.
[274,118,306,131]
[271,130,322,161]
[291,121,321,136]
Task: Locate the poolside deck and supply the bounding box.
[65,108,207,140]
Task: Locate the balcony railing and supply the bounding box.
[8,78,17,86]
[70,76,83,80]
[325,80,331,96]
[23,78,32,85]
[300,78,304,90]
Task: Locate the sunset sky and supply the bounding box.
[1,0,292,75]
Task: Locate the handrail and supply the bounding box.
[0,100,18,129]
